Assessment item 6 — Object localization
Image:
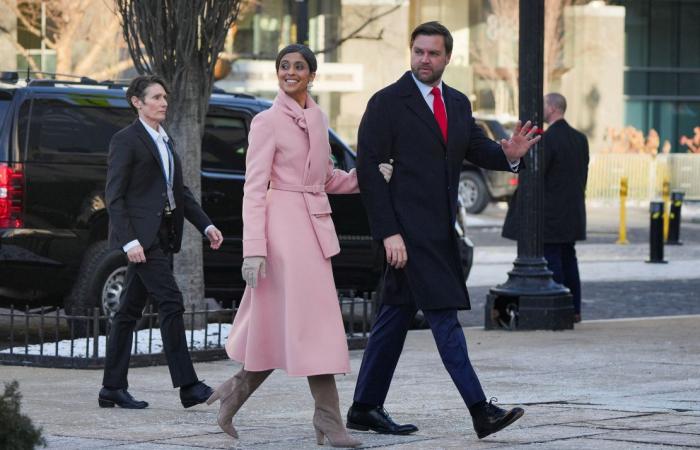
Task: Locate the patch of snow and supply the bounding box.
[1,323,233,358]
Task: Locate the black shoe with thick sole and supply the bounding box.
[98,387,149,409]
[472,398,524,439]
[179,381,214,408]
[346,405,418,435]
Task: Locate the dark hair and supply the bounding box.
[275,44,318,73]
[126,75,169,114]
[410,21,453,55]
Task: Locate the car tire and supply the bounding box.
[459,171,490,214]
[65,241,127,335]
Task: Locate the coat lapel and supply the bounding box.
[274,90,328,185]
[132,120,164,168]
[398,72,445,147]
[443,85,462,157]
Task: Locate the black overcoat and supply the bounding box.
[105,120,212,253]
[357,71,515,310]
[502,119,589,243]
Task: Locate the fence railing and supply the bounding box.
[0,293,377,369]
[587,153,700,203]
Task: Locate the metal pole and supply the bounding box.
[296,0,309,45]
[486,0,573,330]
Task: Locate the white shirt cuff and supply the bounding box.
[123,239,140,253]
[204,225,214,235]
[509,160,520,171]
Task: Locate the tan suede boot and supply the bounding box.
[206,368,272,438]
[307,375,362,448]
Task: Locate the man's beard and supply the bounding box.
[411,65,445,85]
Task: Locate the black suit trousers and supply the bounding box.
[102,225,198,389]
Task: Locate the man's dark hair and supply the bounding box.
[275,44,318,74]
[126,75,169,114]
[410,21,453,55]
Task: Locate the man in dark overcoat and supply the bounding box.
[348,22,540,440]
[503,93,589,323]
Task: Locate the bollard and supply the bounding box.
[616,176,629,244]
[646,201,667,263]
[667,191,685,245]
[662,178,670,241]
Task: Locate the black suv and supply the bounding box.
[460,116,519,214]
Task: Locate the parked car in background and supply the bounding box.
[461,115,519,214]
[0,72,474,320]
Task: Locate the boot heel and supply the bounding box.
[206,389,221,405]
[315,428,325,445]
[98,398,115,408]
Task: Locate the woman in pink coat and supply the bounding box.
[206,45,391,447]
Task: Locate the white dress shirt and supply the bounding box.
[122,119,213,253]
[410,72,520,170]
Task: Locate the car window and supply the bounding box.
[26,98,132,160]
[202,115,247,172]
[329,132,355,171]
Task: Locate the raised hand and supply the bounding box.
[500,120,541,162]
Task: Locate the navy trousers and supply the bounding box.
[543,242,582,314]
[353,302,486,408]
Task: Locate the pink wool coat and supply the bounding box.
[225,90,359,376]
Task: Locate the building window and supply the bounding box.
[614,0,700,152]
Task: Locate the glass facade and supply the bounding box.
[614,0,700,152]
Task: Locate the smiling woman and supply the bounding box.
[275,44,317,108]
[208,44,367,447]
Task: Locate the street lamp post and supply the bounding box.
[295,0,309,46]
[484,0,574,330]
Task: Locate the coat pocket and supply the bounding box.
[305,192,332,216]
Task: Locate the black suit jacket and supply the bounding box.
[105,120,212,253]
[503,119,589,243]
[357,71,516,310]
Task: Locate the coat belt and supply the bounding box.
[269,182,325,193]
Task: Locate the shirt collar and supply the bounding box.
[410,72,443,100]
[139,118,169,143]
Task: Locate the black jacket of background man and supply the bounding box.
[503,119,589,243]
[357,71,516,311]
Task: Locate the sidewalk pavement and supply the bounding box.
[3,314,699,449]
[468,242,700,288]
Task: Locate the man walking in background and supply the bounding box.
[503,93,589,323]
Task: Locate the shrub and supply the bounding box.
[0,381,46,450]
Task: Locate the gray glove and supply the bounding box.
[241,256,266,288]
[378,159,394,183]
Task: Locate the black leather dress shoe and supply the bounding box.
[180,381,214,408]
[346,405,418,435]
[98,387,148,409]
[472,399,524,439]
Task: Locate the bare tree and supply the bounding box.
[0,0,132,79]
[470,0,574,115]
[116,0,241,319]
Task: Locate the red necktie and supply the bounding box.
[431,86,447,142]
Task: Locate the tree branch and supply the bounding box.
[315,4,401,55]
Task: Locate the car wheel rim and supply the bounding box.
[459,179,478,209]
[102,266,126,318]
